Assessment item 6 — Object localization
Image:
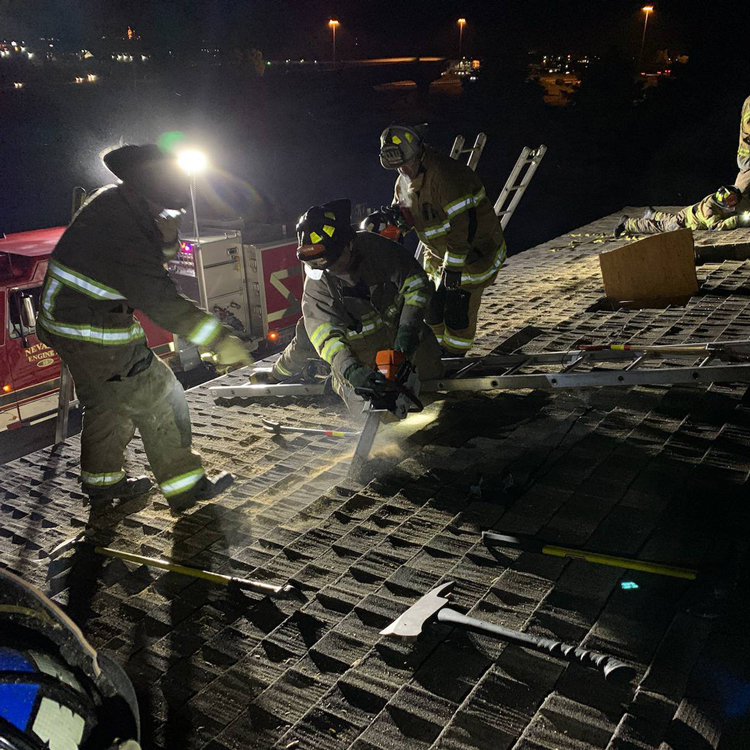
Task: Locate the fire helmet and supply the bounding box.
[714,185,742,207]
[359,210,403,242]
[0,567,141,750]
[296,199,354,271]
[379,125,425,169]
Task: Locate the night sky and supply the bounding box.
[0,0,728,61]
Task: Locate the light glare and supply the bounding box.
[177,150,207,174]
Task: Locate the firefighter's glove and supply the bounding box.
[208,334,254,370]
[344,364,390,398]
[738,212,750,228]
[156,210,183,260]
[442,268,463,290]
[393,324,420,357]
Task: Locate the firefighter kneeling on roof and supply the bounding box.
[380,124,507,357]
[37,144,253,512]
[295,199,442,412]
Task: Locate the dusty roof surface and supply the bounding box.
[3,211,750,750]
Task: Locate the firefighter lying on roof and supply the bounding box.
[614,185,750,237]
[380,124,507,357]
[293,199,442,412]
[37,144,252,512]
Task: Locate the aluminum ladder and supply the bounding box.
[494,145,547,231]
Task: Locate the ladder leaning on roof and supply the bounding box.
[414,135,546,261]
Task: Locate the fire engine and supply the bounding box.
[0,226,302,430]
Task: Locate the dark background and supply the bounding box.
[0,0,747,253]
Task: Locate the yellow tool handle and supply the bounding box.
[541,545,698,580]
[94,546,232,586]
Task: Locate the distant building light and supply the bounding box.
[87,73,96,82]
[13,81,24,89]
[27,52,33,59]
[75,77,84,83]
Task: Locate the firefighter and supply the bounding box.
[737,95,750,195]
[296,199,441,412]
[614,186,748,237]
[379,125,507,357]
[259,209,407,385]
[37,144,252,512]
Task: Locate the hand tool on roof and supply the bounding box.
[47,531,299,598]
[579,338,750,361]
[261,417,360,438]
[482,531,699,580]
[381,581,635,684]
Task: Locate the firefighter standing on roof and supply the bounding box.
[380,125,506,357]
[37,144,252,512]
[295,199,441,412]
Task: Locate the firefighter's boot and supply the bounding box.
[86,475,153,507]
[169,471,235,513]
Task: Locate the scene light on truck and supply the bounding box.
[177,150,207,174]
[268,331,279,341]
[2,385,11,393]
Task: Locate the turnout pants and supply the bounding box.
[624,210,684,235]
[426,277,495,355]
[272,318,317,379]
[43,335,204,505]
[333,325,443,414]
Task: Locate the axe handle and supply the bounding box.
[436,608,634,684]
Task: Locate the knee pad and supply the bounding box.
[444,288,471,330]
[424,284,447,327]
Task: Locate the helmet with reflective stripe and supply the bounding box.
[715,185,742,207]
[379,124,425,169]
[359,210,403,242]
[296,199,354,270]
[0,567,141,750]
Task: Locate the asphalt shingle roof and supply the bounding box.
[3,211,750,749]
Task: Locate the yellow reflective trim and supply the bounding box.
[309,231,323,243]
[325,211,336,220]
[392,135,402,144]
[323,224,335,237]
[405,132,414,142]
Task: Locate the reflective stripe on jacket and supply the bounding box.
[302,231,433,379]
[394,146,506,288]
[683,193,739,231]
[38,184,224,349]
[738,96,750,173]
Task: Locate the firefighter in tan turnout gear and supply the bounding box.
[737,95,750,195]
[37,144,252,511]
[380,125,507,356]
[614,185,748,237]
[295,199,441,412]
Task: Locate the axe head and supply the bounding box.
[261,418,282,435]
[380,581,454,638]
[47,531,89,560]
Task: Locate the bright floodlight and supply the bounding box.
[328,18,339,27]
[458,17,467,25]
[177,150,207,174]
[642,5,654,11]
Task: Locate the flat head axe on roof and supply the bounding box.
[48,531,299,599]
[380,581,635,684]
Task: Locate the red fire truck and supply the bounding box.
[0,227,303,430]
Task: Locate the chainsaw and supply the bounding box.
[357,349,423,419]
[350,350,423,471]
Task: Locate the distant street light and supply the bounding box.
[638,6,654,74]
[457,18,467,59]
[329,19,340,65]
[177,150,207,242]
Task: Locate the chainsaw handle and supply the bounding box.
[436,608,634,684]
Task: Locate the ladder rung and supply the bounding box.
[497,210,511,216]
[510,184,525,191]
